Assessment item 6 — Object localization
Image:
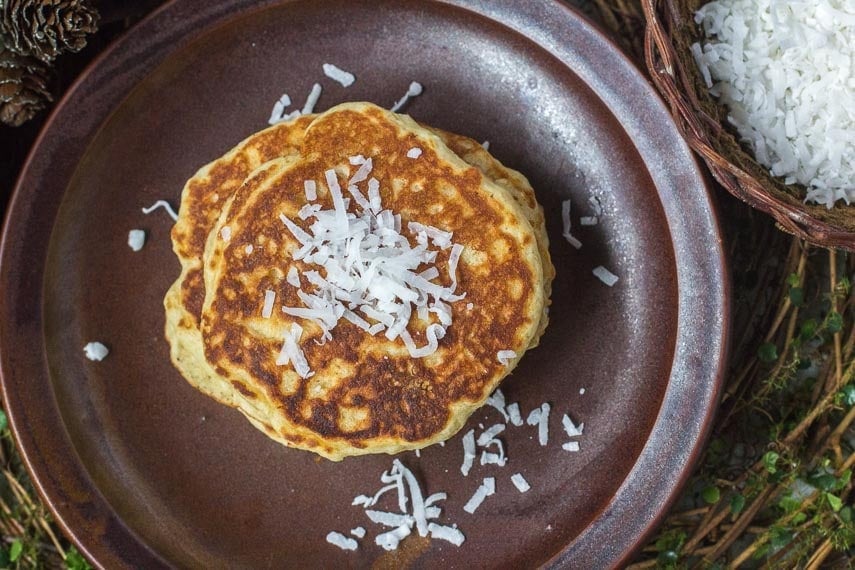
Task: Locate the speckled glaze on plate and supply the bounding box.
[0,1,728,568]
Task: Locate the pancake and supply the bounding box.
[166,114,553,434]
[195,102,548,460]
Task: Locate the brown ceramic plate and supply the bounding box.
[0,1,728,567]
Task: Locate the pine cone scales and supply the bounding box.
[1,0,98,63]
[0,44,51,126]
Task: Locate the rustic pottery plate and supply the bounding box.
[0,0,728,567]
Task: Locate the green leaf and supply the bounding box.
[809,472,837,491]
[0,409,7,433]
[840,506,853,523]
[65,547,93,570]
[778,493,801,513]
[836,470,852,490]
[789,286,804,306]
[792,512,807,524]
[827,312,843,334]
[758,342,779,363]
[769,527,793,550]
[800,318,818,340]
[730,494,746,514]
[826,493,843,512]
[0,548,9,567]
[763,451,780,474]
[787,273,800,287]
[838,385,855,407]
[9,540,22,562]
[702,485,720,504]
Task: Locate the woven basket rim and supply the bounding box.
[640,0,855,251]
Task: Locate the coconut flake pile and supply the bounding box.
[276,159,466,374]
[83,342,109,361]
[347,459,464,551]
[693,0,855,207]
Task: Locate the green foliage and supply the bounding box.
[702,485,720,504]
[763,451,780,474]
[730,493,745,515]
[837,384,855,407]
[64,547,92,570]
[758,342,778,363]
[9,540,22,563]
[655,529,686,568]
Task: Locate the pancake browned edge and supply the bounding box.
[166,103,554,460]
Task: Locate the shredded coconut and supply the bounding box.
[406,147,423,159]
[262,290,276,319]
[326,531,358,551]
[497,350,516,365]
[560,199,582,249]
[511,473,531,493]
[593,266,619,287]
[83,341,109,361]
[127,229,145,251]
[693,0,855,207]
[390,81,424,112]
[322,63,356,87]
[268,93,292,125]
[463,477,495,514]
[142,200,178,222]
[302,83,323,115]
[526,403,551,446]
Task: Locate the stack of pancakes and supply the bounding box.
[164,102,554,461]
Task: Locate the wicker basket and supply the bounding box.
[641,0,855,251]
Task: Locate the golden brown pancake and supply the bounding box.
[196,102,548,460]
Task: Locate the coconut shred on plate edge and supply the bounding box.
[89,62,621,556]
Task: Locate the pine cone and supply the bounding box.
[0,43,52,126]
[1,0,98,63]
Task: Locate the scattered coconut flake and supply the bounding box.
[349,155,366,165]
[127,229,145,251]
[486,389,510,421]
[286,266,300,288]
[302,82,323,115]
[390,81,423,112]
[592,266,619,287]
[350,527,366,538]
[142,200,178,222]
[562,441,580,452]
[481,140,490,150]
[304,180,317,201]
[589,196,603,217]
[579,388,586,395]
[262,290,276,319]
[326,531,358,551]
[366,510,414,528]
[477,424,506,447]
[427,523,465,546]
[580,216,598,226]
[414,448,421,458]
[497,350,516,366]
[466,302,473,310]
[376,525,411,551]
[560,199,581,249]
[245,244,254,255]
[463,477,496,514]
[268,93,292,125]
[511,473,531,493]
[220,226,231,241]
[507,403,523,427]
[461,429,476,476]
[526,403,551,446]
[83,341,109,361]
[322,63,355,87]
[562,414,584,437]
[693,0,855,207]
[406,147,423,159]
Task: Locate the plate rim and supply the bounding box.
[0,0,729,568]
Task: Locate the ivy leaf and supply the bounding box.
[800,318,817,340]
[838,385,855,407]
[827,311,843,334]
[0,409,7,433]
[65,547,93,570]
[840,506,853,523]
[777,493,801,513]
[787,273,800,287]
[809,472,837,491]
[702,486,721,504]
[789,286,804,306]
[730,494,745,515]
[826,492,843,512]
[763,451,780,474]
[769,527,793,550]
[9,540,22,562]
[758,343,779,363]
